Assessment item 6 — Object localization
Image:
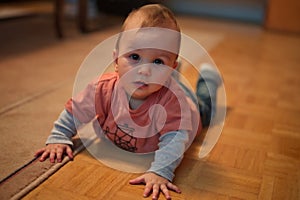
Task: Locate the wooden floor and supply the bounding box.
[23,16,300,200]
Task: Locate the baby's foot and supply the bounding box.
[200,63,222,87]
[197,63,222,127]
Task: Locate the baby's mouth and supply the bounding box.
[133,81,149,89]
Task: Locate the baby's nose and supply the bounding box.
[137,65,152,76]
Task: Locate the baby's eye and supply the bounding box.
[129,53,140,61]
[153,59,164,65]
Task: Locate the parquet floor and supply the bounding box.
[23,16,300,200]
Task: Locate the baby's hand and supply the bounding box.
[129,172,181,200]
[34,144,73,163]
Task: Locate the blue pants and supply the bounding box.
[176,72,219,127]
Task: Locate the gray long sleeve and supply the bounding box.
[147,130,189,181]
[46,109,78,146]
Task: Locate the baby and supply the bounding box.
[35,4,221,200]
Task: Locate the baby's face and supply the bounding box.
[114,21,180,100]
[115,48,178,100]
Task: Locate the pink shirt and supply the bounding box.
[66,73,200,153]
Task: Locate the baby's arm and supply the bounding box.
[35,109,79,163]
[130,130,188,199]
[36,78,99,162]
[147,131,188,180]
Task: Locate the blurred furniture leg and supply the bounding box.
[54,0,64,38]
[78,0,88,33]
[54,0,88,38]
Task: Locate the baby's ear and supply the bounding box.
[113,49,119,72]
[113,49,119,62]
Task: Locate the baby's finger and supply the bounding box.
[143,182,153,197]
[39,150,49,162]
[152,184,160,200]
[56,148,63,163]
[167,182,181,193]
[49,148,57,163]
[160,184,171,200]
[129,176,145,185]
[66,146,74,160]
[34,148,45,157]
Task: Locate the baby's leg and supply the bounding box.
[196,63,222,127]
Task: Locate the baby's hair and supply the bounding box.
[115,4,181,54]
[122,4,180,32]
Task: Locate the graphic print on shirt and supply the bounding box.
[103,123,138,152]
